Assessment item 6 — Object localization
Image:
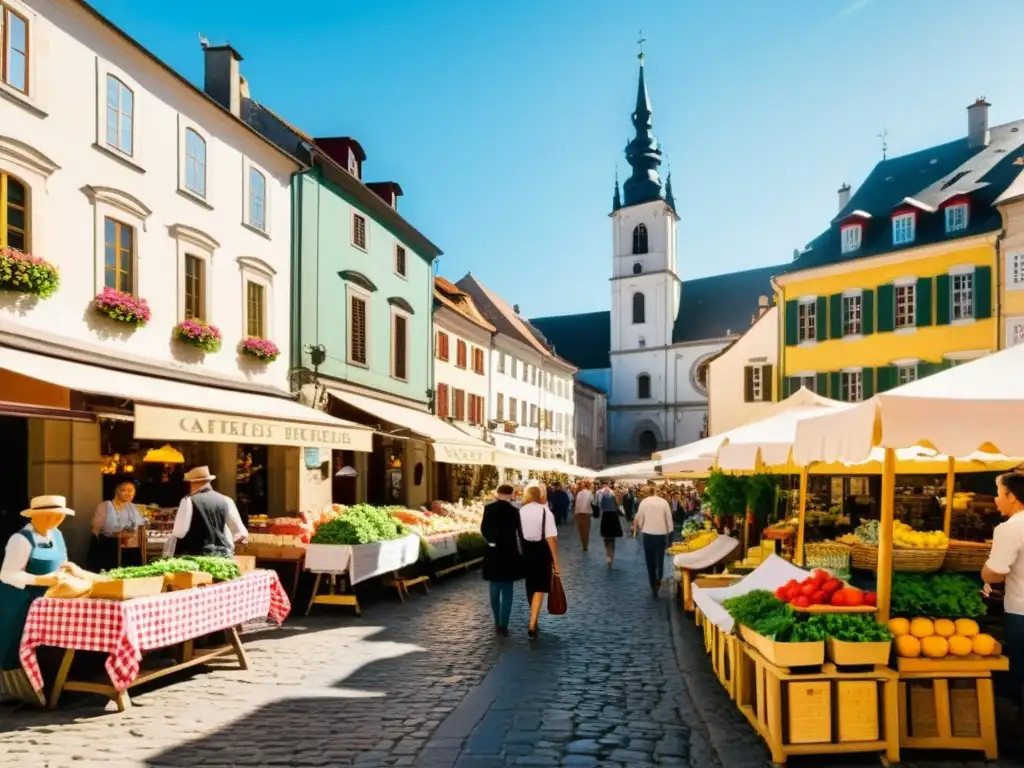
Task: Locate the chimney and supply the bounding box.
[837,183,851,212]
[203,44,243,117]
[967,97,991,149]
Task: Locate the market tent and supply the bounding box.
[598,458,663,481]
[793,344,1024,465]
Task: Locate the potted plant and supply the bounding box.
[239,337,280,363]
[93,287,151,327]
[0,246,60,298]
[173,319,221,353]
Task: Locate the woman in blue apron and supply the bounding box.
[87,479,147,572]
[0,495,74,703]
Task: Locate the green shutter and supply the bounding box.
[877,365,897,392]
[816,296,828,341]
[916,277,933,327]
[862,289,875,335]
[942,358,955,370]
[877,284,895,333]
[785,300,798,346]
[918,361,942,379]
[829,371,841,399]
[743,367,754,402]
[816,372,828,395]
[936,273,951,325]
[829,293,843,339]
[861,367,875,399]
[764,365,774,402]
[974,265,993,320]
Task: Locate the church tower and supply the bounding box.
[609,47,680,355]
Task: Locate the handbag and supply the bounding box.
[540,507,567,615]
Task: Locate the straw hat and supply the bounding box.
[21,495,75,518]
[184,465,216,483]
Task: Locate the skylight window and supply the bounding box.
[941,170,970,191]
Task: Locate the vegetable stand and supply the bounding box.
[305,535,421,615]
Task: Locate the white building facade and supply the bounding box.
[707,305,778,435]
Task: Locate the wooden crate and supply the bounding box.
[838,681,880,743]
[707,622,740,700]
[233,555,256,574]
[89,576,165,601]
[787,680,831,744]
[739,625,825,669]
[163,571,213,591]
[827,638,892,667]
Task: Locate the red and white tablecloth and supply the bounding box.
[19,569,291,692]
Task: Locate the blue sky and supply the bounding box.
[91,0,1024,318]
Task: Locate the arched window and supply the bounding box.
[632,224,648,254]
[638,430,657,454]
[632,262,642,275]
[637,374,651,400]
[632,292,645,324]
[1,171,28,251]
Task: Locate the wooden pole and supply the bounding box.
[876,447,896,624]
[795,466,809,566]
[943,455,956,537]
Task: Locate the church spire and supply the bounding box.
[613,168,622,211]
[665,171,675,211]
[622,35,664,208]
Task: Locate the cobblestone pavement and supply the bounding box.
[0,522,1021,768]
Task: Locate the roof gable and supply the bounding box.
[530,312,612,370]
[672,265,781,343]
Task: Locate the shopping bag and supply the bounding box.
[548,572,567,615]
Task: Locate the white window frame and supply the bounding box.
[170,224,218,324]
[892,212,915,245]
[896,363,918,385]
[945,203,968,233]
[797,297,817,344]
[390,304,410,382]
[840,224,862,254]
[237,256,275,342]
[345,284,371,368]
[84,185,151,296]
[840,369,863,403]
[893,276,917,332]
[842,290,862,337]
[394,243,407,278]
[0,0,34,108]
[242,158,270,235]
[949,266,975,323]
[94,59,143,170]
[1006,253,1024,291]
[1007,318,1024,348]
[794,372,816,393]
[178,117,210,203]
[105,74,134,157]
[351,212,368,252]
[750,364,764,401]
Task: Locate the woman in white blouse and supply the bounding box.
[518,485,562,640]
[87,479,147,571]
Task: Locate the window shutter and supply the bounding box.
[784,377,794,398]
[877,284,895,333]
[862,289,875,335]
[861,367,875,399]
[916,277,933,327]
[743,366,754,402]
[816,296,828,341]
[936,274,951,325]
[785,300,798,346]
[918,361,942,378]
[763,365,774,401]
[974,265,993,320]
[876,365,896,392]
[816,372,828,395]
[829,371,841,399]
[829,293,843,339]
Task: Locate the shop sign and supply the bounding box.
[433,442,494,466]
[133,405,372,451]
[304,447,323,469]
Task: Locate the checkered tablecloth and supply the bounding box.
[19,570,291,692]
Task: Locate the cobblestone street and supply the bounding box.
[0,524,1021,768]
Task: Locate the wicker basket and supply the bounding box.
[850,542,946,572]
[942,540,992,572]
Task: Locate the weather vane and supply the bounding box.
[637,30,646,60]
[877,127,889,160]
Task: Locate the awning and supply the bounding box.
[327,388,499,465]
[0,346,373,451]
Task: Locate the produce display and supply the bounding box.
[889,616,1000,659]
[773,569,876,609]
[310,504,409,545]
[889,573,986,619]
[854,520,880,544]
[854,519,949,549]
[680,515,707,538]
[392,508,474,536]
[456,532,488,560]
[670,529,718,554]
[803,541,851,576]
[722,591,825,642]
[104,556,241,581]
[803,613,891,643]
[436,500,485,529]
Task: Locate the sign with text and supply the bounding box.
[133,404,372,452]
[432,441,495,466]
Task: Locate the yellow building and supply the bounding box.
[775,100,1022,400]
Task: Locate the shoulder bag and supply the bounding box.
[541,507,567,615]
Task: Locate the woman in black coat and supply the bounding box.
[481,484,524,635]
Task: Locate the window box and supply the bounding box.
[0,246,59,298]
[93,287,150,327]
[173,318,222,353]
[239,337,280,363]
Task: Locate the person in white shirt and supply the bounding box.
[164,466,247,557]
[983,472,1024,708]
[573,482,595,552]
[519,485,562,640]
[633,493,674,596]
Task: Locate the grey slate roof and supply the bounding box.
[792,118,1024,270]
[530,312,613,370]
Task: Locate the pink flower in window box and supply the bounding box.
[173,318,222,353]
[239,337,280,363]
[93,287,151,327]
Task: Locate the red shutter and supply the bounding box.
[456,341,467,368]
[455,390,465,421]
[437,384,449,418]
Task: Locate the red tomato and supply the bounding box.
[801,583,818,597]
[793,595,811,608]
[823,579,843,595]
[774,587,788,601]
[831,590,847,606]
[863,591,877,607]
[784,579,799,591]
[813,569,830,584]
[843,589,865,607]
[811,591,826,605]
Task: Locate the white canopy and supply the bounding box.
[598,458,663,480]
[793,345,1024,465]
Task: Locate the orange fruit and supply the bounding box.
[954,619,980,638]
[971,633,996,657]
[910,618,935,638]
[895,635,922,658]
[888,618,910,637]
[921,636,949,659]
[933,619,956,638]
[948,635,973,657]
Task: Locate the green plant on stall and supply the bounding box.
[703,470,748,519]
[745,474,781,525]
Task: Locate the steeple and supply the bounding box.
[613,169,622,211]
[622,37,664,208]
[665,171,675,211]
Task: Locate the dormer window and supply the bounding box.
[945,203,969,233]
[347,148,358,177]
[841,224,862,254]
[892,213,915,245]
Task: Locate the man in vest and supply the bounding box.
[164,466,247,557]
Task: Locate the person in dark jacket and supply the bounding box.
[481,484,524,636]
[164,466,247,557]
[548,482,571,525]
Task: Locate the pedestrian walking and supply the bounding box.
[548,481,571,526]
[573,481,595,552]
[622,486,637,522]
[597,481,623,568]
[633,491,674,596]
[480,484,524,636]
[164,466,248,557]
[519,485,562,640]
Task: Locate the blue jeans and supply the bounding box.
[642,533,668,589]
[489,581,514,628]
